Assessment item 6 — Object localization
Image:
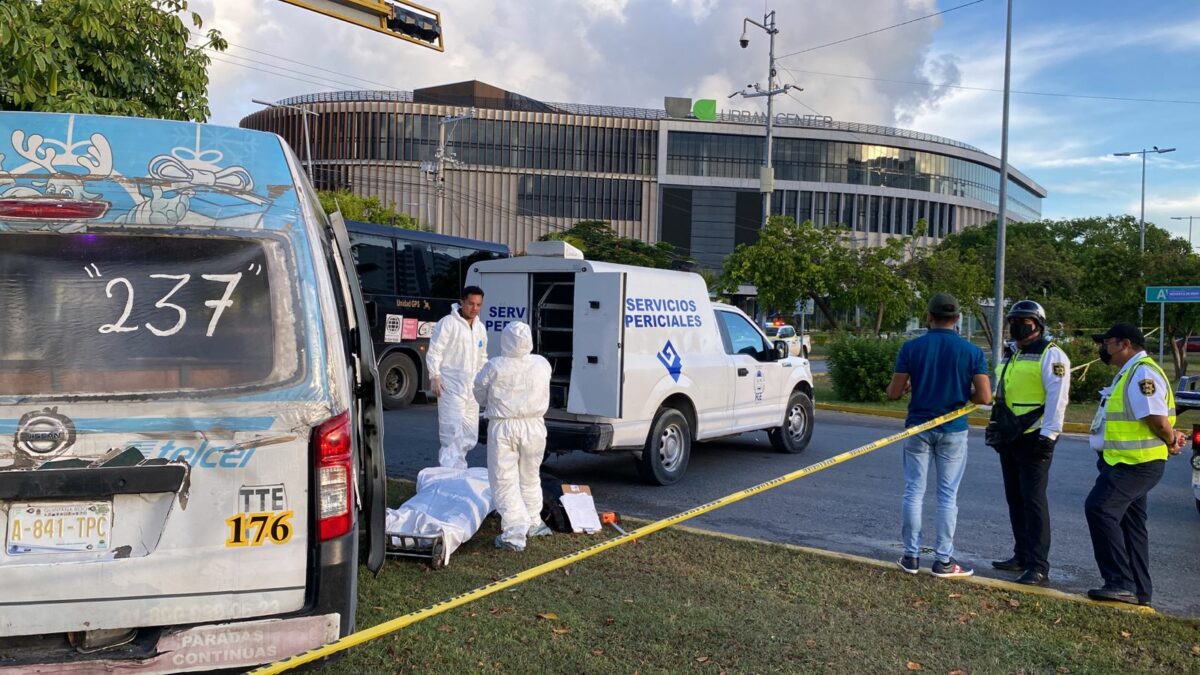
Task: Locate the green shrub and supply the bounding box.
[827,334,904,402]
[1056,338,1116,404]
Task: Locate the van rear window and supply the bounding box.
[0,233,287,396]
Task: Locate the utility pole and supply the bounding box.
[420,108,474,233]
[1171,215,1199,252]
[990,0,1013,373]
[252,99,317,181]
[733,10,792,228]
[1112,146,1175,325]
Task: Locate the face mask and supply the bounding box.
[1098,345,1113,365]
[1009,321,1036,341]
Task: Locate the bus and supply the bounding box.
[346,221,510,408]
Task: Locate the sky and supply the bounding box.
[193,0,1200,242]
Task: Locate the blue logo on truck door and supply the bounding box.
[657,341,683,382]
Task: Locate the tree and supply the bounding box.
[0,0,226,121]
[539,220,685,269]
[835,236,917,334]
[721,216,849,328]
[907,243,994,344]
[318,190,419,229]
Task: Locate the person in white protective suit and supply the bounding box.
[473,321,553,551]
[426,286,489,470]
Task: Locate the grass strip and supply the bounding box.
[321,482,1199,674]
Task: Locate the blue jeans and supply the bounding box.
[901,429,969,563]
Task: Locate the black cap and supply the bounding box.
[1092,322,1145,347]
[927,292,960,317]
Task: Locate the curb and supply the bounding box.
[643,520,1156,616]
[814,402,1092,435]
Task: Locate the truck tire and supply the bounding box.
[638,407,691,486]
[769,390,813,454]
[379,352,418,409]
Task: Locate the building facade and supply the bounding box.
[240,81,1045,269]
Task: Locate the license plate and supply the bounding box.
[6,501,112,556]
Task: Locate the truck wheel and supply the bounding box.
[379,353,418,409]
[769,390,813,454]
[638,408,691,486]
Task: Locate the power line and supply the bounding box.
[776,0,988,60]
[191,30,406,93]
[780,68,1200,106]
[211,52,373,92]
[206,55,345,92]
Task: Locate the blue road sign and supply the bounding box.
[1145,286,1200,303]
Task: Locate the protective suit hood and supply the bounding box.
[501,322,533,358]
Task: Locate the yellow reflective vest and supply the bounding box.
[1102,356,1175,466]
[996,342,1055,435]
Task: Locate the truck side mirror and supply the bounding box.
[773,340,789,360]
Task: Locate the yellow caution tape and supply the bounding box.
[251,404,976,673]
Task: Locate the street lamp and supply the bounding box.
[731,9,792,228]
[1171,215,1199,252]
[1112,146,1176,252]
[253,98,318,181]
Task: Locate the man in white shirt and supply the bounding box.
[1084,323,1185,607]
[426,286,489,470]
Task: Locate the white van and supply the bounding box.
[466,241,815,485]
[0,112,386,671]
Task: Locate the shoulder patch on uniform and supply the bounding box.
[1139,378,1156,396]
[1052,362,1065,377]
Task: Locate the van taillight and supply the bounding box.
[316,412,352,541]
[0,198,109,220]
[1191,425,1200,449]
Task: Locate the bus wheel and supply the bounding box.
[380,353,418,409]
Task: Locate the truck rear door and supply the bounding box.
[569,272,626,418]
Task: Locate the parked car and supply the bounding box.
[765,324,810,358]
[1184,336,1200,353]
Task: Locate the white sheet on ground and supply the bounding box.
[385,466,494,567]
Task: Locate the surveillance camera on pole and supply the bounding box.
[737,9,791,227]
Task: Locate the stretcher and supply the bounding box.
[385,467,493,569]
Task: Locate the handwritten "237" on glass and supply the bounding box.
[99,273,242,337]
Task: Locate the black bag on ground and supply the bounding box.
[539,474,573,533]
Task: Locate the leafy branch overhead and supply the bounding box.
[539,220,687,270]
[0,0,226,121]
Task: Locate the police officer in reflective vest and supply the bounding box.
[986,300,1070,586]
[1084,323,1185,606]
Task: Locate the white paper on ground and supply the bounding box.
[559,484,601,533]
[385,466,493,567]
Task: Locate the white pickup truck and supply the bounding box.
[466,241,815,485]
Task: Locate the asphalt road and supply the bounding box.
[382,404,1200,617]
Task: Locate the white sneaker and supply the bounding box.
[527,523,553,537]
[494,535,525,552]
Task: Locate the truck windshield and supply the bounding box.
[0,232,297,396]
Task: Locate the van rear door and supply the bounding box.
[327,212,387,573]
[569,272,626,418]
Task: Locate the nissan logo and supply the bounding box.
[14,408,76,457]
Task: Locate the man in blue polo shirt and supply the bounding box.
[887,292,992,578]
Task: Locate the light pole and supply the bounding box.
[1171,215,1199,252]
[253,98,318,181]
[990,0,1014,373]
[732,9,792,228]
[1112,146,1176,252]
